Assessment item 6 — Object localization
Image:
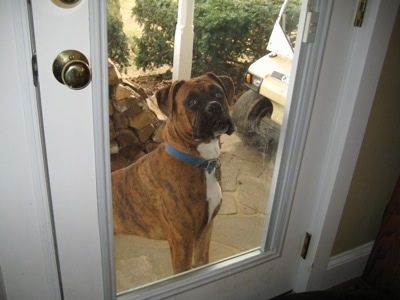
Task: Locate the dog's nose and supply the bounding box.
[206,101,222,115]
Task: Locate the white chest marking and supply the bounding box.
[197,139,222,223]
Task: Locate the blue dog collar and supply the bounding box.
[165,143,217,174]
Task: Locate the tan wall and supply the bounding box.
[331,8,400,256]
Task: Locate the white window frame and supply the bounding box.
[97,0,336,298]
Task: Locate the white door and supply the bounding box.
[28,1,111,299]
[20,0,398,299]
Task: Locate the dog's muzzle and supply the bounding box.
[205,101,223,115]
[193,101,235,140]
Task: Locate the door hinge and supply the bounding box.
[302,11,319,43]
[31,54,39,86]
[354,0,368,27]
[301,232,312,259]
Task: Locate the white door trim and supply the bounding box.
[323,241,374,289]
[88,1,116,299]
[1,0,61,299]
[293,0,400,292]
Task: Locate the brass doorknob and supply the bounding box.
[52,50,91,90]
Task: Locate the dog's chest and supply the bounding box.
[197,140,222,223]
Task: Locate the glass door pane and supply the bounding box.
[108,0,301,293]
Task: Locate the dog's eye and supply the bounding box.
[187,98,198,107]
[215,91,224,98]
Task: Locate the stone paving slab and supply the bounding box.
[238,174,270,214]
[212,214,265,251]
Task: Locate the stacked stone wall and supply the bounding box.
[108,60,164,171]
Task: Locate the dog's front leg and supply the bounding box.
[192,221,213,268]
[168,234,194,274]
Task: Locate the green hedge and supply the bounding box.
[107,0,130,69]
[131,0,300,77]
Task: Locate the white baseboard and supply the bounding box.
[322,241,374,289]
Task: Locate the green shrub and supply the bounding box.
[107,0,131,69]
[132,0,300,77]
[132,0,178,71]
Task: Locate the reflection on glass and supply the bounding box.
[108,0,301,293]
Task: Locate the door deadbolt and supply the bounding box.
[52,0,81,8]
[52,50,91,90]
[59,0,80,3]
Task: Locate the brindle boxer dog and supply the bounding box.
[112,72,235,274]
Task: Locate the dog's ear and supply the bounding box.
[206,72,235,106]
[155,80,185,118]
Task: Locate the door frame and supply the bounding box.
[2,0,399,299]
[1,1,61,299]
[72,0,396,299]
[293,0,400,291]
[88,2,116,298]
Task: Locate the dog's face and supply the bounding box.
[156,73,235,141]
